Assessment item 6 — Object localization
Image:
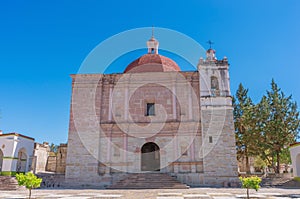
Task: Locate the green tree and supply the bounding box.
[16,172,42,199]
[233,84,257,173]
[50,143,58,153]
[239,176,261,199]
[255,96,275,169]
[262,79,299,173]
[234,80,300,174]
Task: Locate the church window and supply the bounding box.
[146,103,155,116]
[211,76,219,90]
[209,136,213,143]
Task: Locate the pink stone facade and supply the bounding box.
[65,37,238,187]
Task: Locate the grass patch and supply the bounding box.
[294,177,300,182]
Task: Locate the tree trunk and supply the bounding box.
[29,188,31,199]
[245,147,250,174]
[246,153,250,174]
[276,152,280,174]
[271,155,275,173]
[247,188,249,199]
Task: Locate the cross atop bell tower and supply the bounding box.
[198,41,231,100]
[207,40,214,49]
[206,40,216,61]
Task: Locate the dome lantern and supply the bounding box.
[123,29,180,73]
[146,28,159,54]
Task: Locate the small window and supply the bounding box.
[146,103,155,116]
[209,136,213,143]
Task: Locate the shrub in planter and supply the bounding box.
[16,172,42,199]
[239,176,261,199]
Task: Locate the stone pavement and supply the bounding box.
[0,188,300,199]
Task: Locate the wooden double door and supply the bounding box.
[141,142,160,171]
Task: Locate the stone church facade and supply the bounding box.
[65,35,238,187]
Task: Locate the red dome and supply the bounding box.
[124,54,180,73]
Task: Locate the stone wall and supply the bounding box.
[66,74,103,186]
[201,107,239,186]
[41,144,67,174]
[46,155,56,172]
[65,70,238,187]
[33,142,50,174]
[56,144,67,174]
[32,142,67,174]
[66,72,201,186]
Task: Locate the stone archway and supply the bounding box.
[141,142,160,171]
[296,153,300,176]
[17,148,27,172]
[0,149,3,172]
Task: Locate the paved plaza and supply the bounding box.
[0,188,300,199]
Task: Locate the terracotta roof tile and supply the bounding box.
[124,54,180,73]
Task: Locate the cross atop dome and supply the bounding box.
[147,27,159,54]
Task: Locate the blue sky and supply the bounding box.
[0,0,299,144]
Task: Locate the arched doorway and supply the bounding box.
[141,142,160,171]
[0,149,3,172]
[296,153,300,176]
[16,148,27,172]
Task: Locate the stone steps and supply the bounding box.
[108,173,189,189]
[261,177,293,187]
[280,179,300,188]
[0,176,20,190]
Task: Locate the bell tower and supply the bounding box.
[198,46,238,185]
[198,48,231,100]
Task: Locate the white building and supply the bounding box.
[0,131,35,176]
[290,142,300,177]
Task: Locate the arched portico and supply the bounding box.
[16,148,27,172]
[141,142,160,171]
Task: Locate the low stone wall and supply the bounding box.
[46,156,56,172]
[37,173,65,188]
